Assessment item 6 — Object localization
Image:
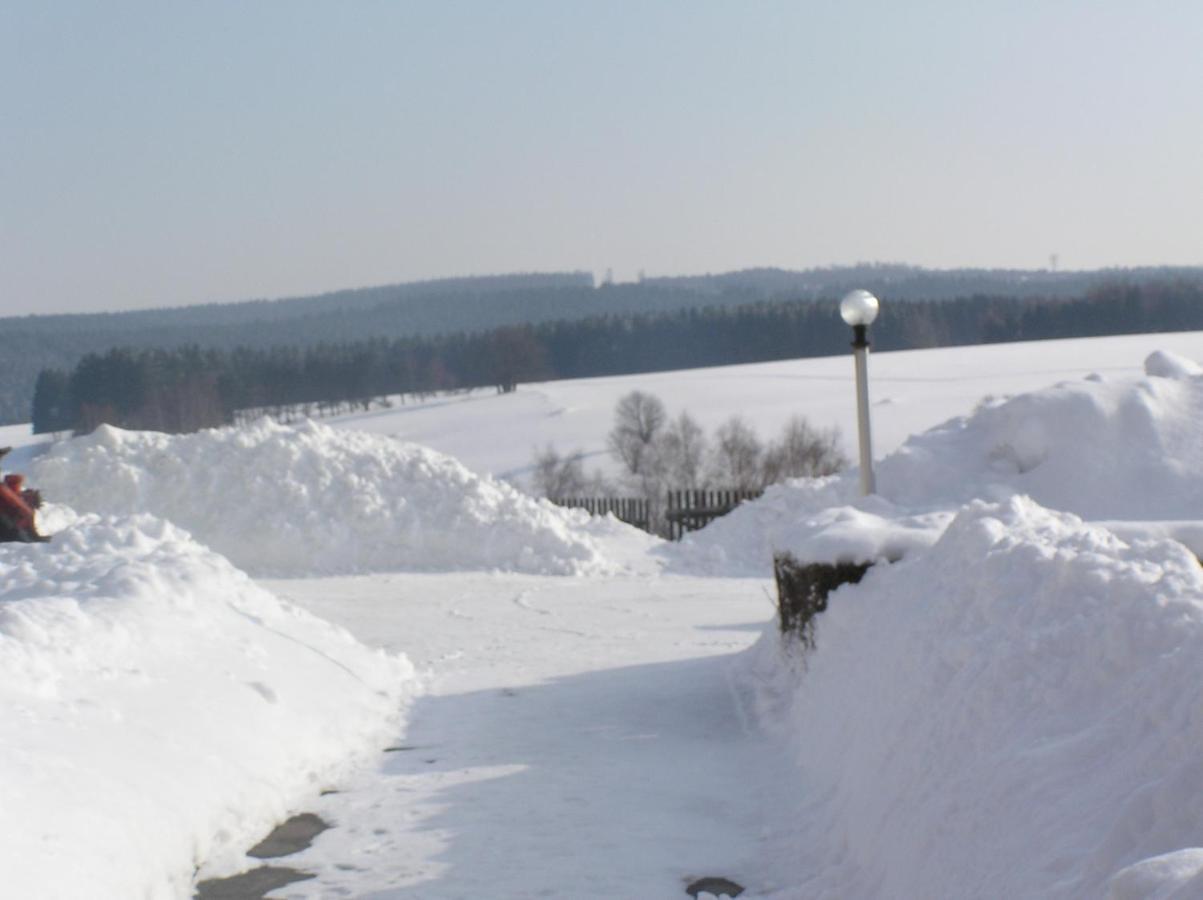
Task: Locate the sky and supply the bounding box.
[2,1,1201,316]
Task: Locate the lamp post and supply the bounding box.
[839,289,880,496]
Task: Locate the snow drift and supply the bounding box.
[31,419,622,576]
[0,513,414,899]
[742,496,1203,898]
[875,352,1203,518]
[666,486,951,576]
[676,350,1203,575]
[706,350,1203,895]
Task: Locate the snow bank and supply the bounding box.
[875,353,1203,518]
[674,350,1203,575]
[700,352,1203,895]
[31,420,620,576]
[1144,348,1203,379]
[666,485,947,576]
[0,514,414,899]
[742,496,1203,898]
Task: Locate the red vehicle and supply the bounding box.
[0,448,49,543]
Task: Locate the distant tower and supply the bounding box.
[604,267,614,286]
[1049,253,1059,272]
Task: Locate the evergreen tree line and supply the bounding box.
[5,265,1201,425]
[31,279,1203,436]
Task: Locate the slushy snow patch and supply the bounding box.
[31,420,622,576]
[0,514,414,900]
[741,496,1203,899]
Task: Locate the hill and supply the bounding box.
[5,264,1203,426]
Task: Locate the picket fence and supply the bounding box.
[552,488,760,540]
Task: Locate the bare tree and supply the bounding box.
[761,416,847,484]
[708,415,763,491]
[607,390,667,476]
[658,411,708,490]
[531,445,589,498]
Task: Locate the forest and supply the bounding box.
[31,278,1203,436]
[6,264,1202,425]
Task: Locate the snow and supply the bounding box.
[0,422,51,454]
[666,489,950,576]
[257,571,797,898]
[739,497,1203,898]
[0,513,415,899]
[324,330,1203,486]
[873,350,1203,518]
[697,348,1203,896]
[1108,850,1203,900]
[5,330,1203,898]
[30,419,644,577]
[673,345,1203,575]
[1145,348,1203,379]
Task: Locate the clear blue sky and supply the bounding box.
[3,1,1201,315]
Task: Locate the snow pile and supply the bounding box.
[875,351,1203,518]
[0,514,414,899]
[666,485,948,576]
[1144,348,1203,379]
[694,350,1203,894]
[743,497,1203,898]
[31,419,622,576]
[674,350,1203,575]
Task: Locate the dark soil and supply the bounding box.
[193,812,330,899]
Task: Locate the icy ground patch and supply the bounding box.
[0,515,414,900]
[31,419,643,577]
[251,571,800,899]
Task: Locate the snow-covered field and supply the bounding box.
[327,330,1203,485]
[4,331,1203,899]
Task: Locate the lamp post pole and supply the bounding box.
[839,290,880,496]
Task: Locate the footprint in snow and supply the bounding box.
[512,591,550,615]
[246,681,278,704]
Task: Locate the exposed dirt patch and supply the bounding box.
[194,865,314,900]
[686,874,745,897]
[247,812,330,859]
[193,813,330,899]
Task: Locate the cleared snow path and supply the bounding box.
[251,572,803,899]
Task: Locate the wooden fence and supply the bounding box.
[552,488,760,540]
[664,488,762,540]
[553,497,651,533]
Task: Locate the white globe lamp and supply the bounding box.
[839,289,880,495]
[839,289,880,327]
